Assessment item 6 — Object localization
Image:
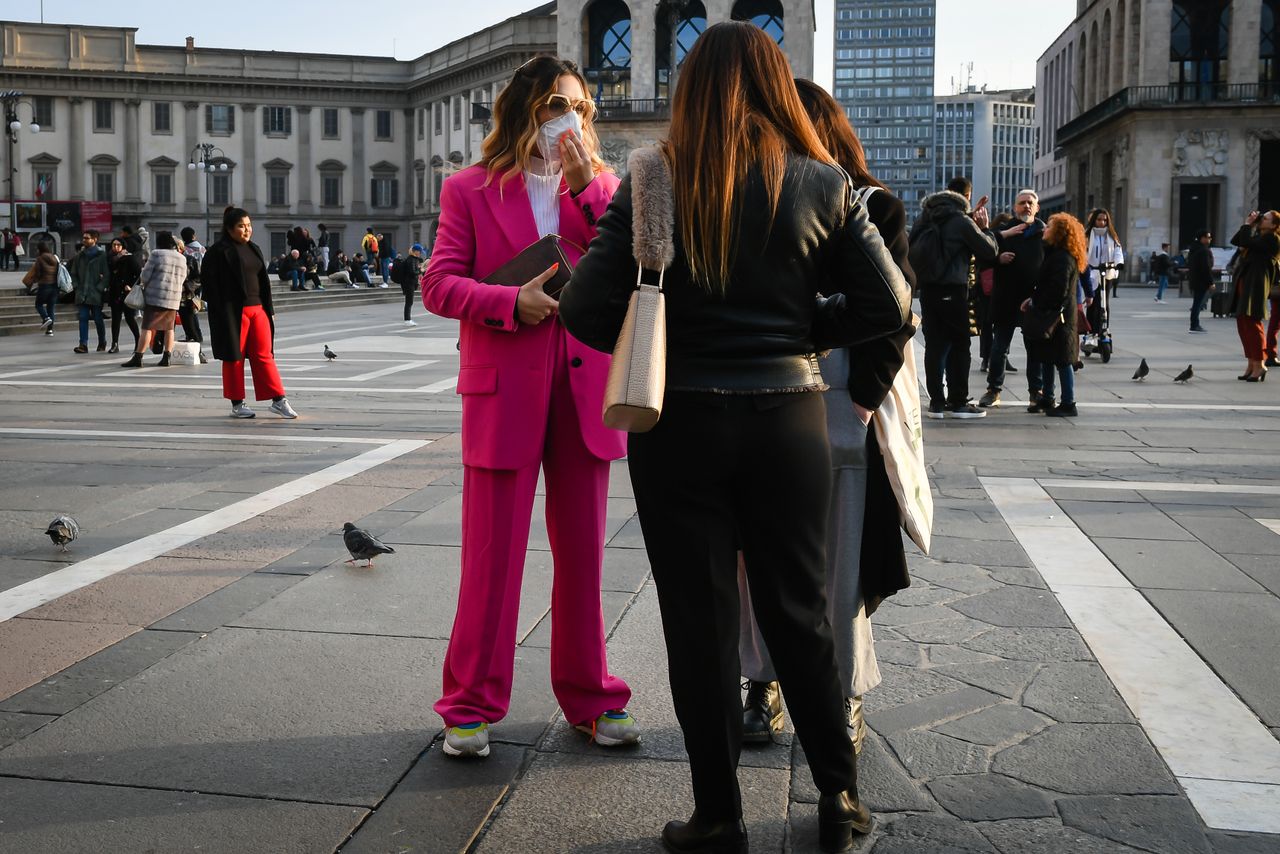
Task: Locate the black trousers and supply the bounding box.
[920,285,972,407]
[179,300,204,343]
[627,390,856,822]
[401,283,415,320]
[109,297,140,347]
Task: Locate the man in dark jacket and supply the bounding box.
[68,229,110,353]
[910,176,998,418]
[1187,230,1214,333]
[980,190,1046,408]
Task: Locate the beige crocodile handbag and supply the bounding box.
[602,147,674,433]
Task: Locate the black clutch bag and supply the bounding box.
[482,234,574,299]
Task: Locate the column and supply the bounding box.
[351,107,367,216]
[403,107,415,219]
[124,98,142,204]
[183,101,199,204]
[241,102,257,208]
[296,106,313,215]
[68,97,84,200]
[630,0,656,101]
[1228,0,1262,86]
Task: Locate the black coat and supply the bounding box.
[201,238,274,362]
[1187,243,1214,291]
[1228,225,1279,319]
[991,219,1046,327]
[108,251,141,305]
[1026,245,1079,367]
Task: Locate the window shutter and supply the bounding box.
[262,106,269,135]
[228,106,235,134]
[391,180,399,208]
[205,104,212,132]
[285,107,292,135]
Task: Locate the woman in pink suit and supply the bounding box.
[421,55,637,759]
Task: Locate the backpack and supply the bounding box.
[908,215,953,284]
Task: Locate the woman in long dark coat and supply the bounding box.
[1229,210,1280,381]
[1025,213,1087,417]
[201,206,297,419]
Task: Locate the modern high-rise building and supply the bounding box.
[833,0,937,222]
[934,88,1036,217]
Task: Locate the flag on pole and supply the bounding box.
[36,175,47,199]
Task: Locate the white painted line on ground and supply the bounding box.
[0,366,75,380]
[274,320,412,343]
[1039,479,1280,496]
[0,427,389,445]
[1256,519,1280,537]
[983,476,1280,834]
[417,377,458,393]
[0,379,450,394]
[1078,402,1280,412]
[0,438,430,624]
[344,360,437,382]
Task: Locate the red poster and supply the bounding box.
[81,202,113,232]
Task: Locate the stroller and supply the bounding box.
[1080,263,1117,364]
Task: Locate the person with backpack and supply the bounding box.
[909,176,998,419]
[393,244,426,326]
[361,228,379,272]
[23,241,61,334]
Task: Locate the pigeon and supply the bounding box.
[343,522,395,567]
[1131,358,1149,381]
[45,515,80,552]
[1174,364,1194,383]
[323,345,338,361]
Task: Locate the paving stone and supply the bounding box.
[868,687,1003,736]
[983,565,1049,589]
[871,812,998,853]
[1206,830,1280,854]
[0,777,366,854]
[1220,553,1280,598]
[933,660,1042,700]
[895,616,993,645]
[608,515,646,549]
[1095,539,1266,593]
[788,802,881,854]
[472,752,789,854]
[864,663,971,714]
[255,533,346,575]
[929,517,1016,541]
[601,546,653,594]
[1022,663,1136,724]
[925,645,1000,666]
[0,711,54,749]
[149,573,304,633]
[384,482,462,513]
[886,583,967,607]
[1174,515,1280,556]
[977,818,1148,853]
[521,590,633,648]
[993,724,1179,795]
[933,703,1051,747]
[1056,500,1197,541]
[0,629,200,716]
[949,586,1074,629]
[874,640,926,667]
[0,628,444,806]
[884,729,992,778]
[0,618,138,702]
[342,743,527,854]
[963,628,1094,663]
[1058,794,1213,854]
[0,557,68,593]
[792,731,935,811]
[922,536,1032,568]
[927,773,1054,821]
[872,602,964,627]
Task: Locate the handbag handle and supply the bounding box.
[627,147,675,280]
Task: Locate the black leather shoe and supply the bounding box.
[742,680,783,744]
[817,791,873,852]
[661,814,747,854]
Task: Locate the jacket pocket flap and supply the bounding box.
[456,365,497,395]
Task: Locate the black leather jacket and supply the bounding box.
[561,155,911,393]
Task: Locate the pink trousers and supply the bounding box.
[434,343,631,727]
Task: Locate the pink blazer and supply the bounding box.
[423,164,627,470]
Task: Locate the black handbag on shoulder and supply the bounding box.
[1023,304,1064,340]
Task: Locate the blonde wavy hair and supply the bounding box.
[481,55,607,188]
[1045,212,1088,273]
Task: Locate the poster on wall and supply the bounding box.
[15,203,45,230]
[80,202,113,233]
[45,202,82,234]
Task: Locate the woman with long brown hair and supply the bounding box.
[1230,209,1280,381]
[1025,213,1088,416]
[421,55,637,761]
[561,23,910,853]
[736,78,914,759]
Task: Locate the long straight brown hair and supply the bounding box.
[793,78,885,192]
[664,22,834,292]
[481,55,606,188]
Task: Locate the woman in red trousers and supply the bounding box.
[421,55,636,760]
[1229,210,1280,382]
[201,206,298,419]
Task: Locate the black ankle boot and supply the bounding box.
[741,680,783,744]
[157,351,171,367]
[661,813,747,854]
[120,352,143,368]
[817,790,873,853]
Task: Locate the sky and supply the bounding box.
[15,1,1078,93]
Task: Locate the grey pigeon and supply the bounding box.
[1174,364,1194,383]
[45,515,79,551]
[343,522,395,567]
[324,345,337,361]
[1132,358,1149,381]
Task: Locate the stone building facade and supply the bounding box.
[2,1,814,257]
[1034,0,1280,262]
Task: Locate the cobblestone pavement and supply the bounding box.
[0,289,1277,852]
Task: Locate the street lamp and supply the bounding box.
[3,90,41,239]
[188,142,230,246]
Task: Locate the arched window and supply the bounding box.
[655,0,707,100]
[1114,0,1127,93]
[1263,0,1279,94]
[586,0,633,100]
[731,0,783,47]
[1170,0,1230,98]
[1100,10,1112,100]
[1087,20,1098,106]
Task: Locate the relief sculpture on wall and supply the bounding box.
[1172,130,1228,178]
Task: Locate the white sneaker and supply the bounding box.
[574,709,641,747]
[230,403,255,418]
[442,722,490,758]
[404,319,417,327]
[378,283,389,288]
[269,397,298,419]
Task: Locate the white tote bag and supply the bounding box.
[170,341,202,366]
[872,318,933,554]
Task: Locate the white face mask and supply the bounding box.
[536,110,583,171]
[1093,226,1109,236]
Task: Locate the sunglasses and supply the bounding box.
[544,93,595,120]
